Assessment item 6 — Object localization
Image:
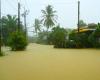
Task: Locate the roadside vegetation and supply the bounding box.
[0,15,28,54]
[32,5,100,48]
[0,4,100,56]
[0,51,4,56]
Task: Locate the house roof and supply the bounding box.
[75,27,96,33]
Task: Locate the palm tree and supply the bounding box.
[1,15,18,45]
[41,5,57,32]
[2,15,18,32]
[34,19,41,36]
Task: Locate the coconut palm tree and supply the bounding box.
[34,19,41,36]
[2,15,18,32]
[1,15,18,45]
[41,5,57,32]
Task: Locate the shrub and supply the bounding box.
[0,51,4,56]
[49,26,68,48]
[66,40,76,48]
[69,31,93,48]
[88,24,100,48]
[8,31,28,51]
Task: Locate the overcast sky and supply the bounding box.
[2,0,100,35]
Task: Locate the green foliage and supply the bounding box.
[88,23,100,48]
[68,23,100,48]
[69,31,93,48]
[0,51,4,56]
[35,22,99,49]
[1,15,25,46]
[66,40,76,48]
[33,19,41,36]
[48,26,68,48]
[41,5,57,31]
[8,31,28,51]
[1,15,18,45]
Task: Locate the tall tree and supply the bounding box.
[2,15,18,30]
[41,5,57,31]
[34,19,41,36]
[1,15,17,45]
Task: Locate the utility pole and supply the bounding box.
[18,1,21,31]
[78,0,80,33]
[22,7,29,39]
[0,0,2,53]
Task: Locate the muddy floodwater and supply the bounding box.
[0,43,100,80]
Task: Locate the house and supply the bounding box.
[75,27,96,33]
[74,27,100,44]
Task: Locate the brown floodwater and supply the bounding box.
[0,43,100,80]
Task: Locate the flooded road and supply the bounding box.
[0,43,100,80]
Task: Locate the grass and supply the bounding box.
[0,43,100,80]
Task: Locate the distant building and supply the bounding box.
[74,27,100,44]
[74,27,96,33]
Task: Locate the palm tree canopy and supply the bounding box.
[1,15,18,32]
[0,15,18,45]
[34,19,41,33]
[41,5,57,30]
